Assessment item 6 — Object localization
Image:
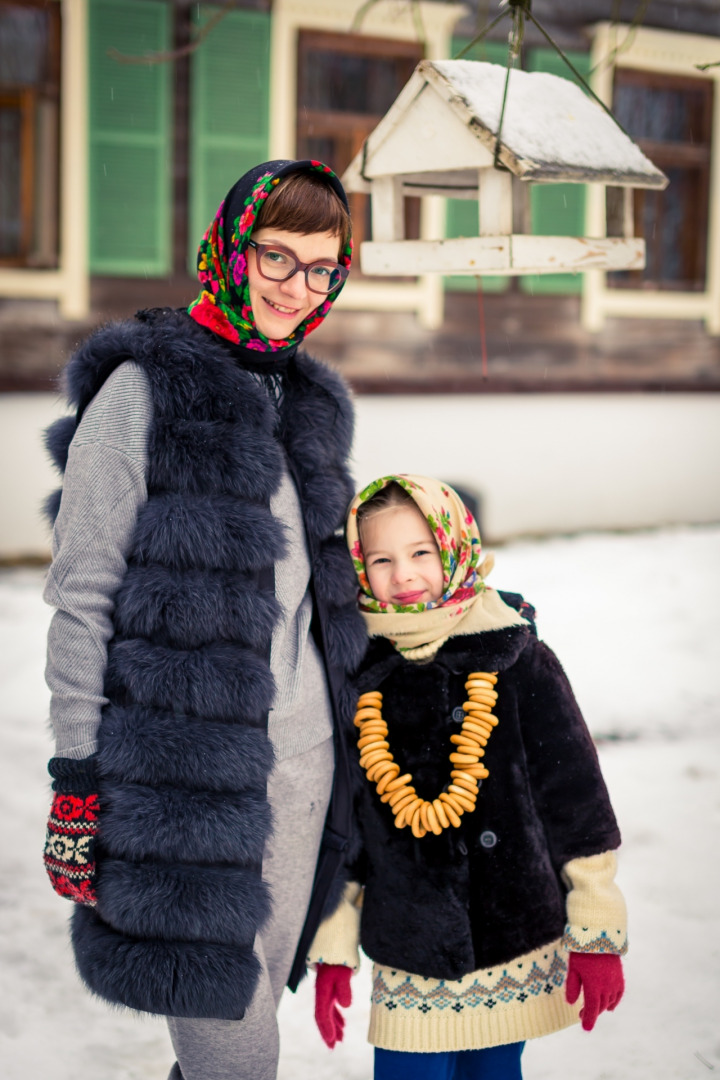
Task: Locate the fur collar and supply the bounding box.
[356,622,532,693]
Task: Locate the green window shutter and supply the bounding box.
[88,0,172,276]
[445,40,510,294]
[521,48,591,295]
[188,8,270,273]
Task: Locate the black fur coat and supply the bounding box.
[348,617,621,980]
[44,309,366,1018]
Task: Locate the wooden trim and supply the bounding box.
[298,28,422,59]
[297,108,386,134]
[0,89,35,261]
[361,236,645,276]
[20,90,36,256]
[637,140,711,167]
[2,369,717,395]
[0,375,60,393]
[0,1,61,267]
[59,0,89,318]
[614,67,716,94]
[346,376,720,395]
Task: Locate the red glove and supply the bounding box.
[314,963,353,1049]
[566,952,625,1031]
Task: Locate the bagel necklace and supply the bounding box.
[353,672,499,839]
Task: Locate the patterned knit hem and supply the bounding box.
[561,926,628,955]
[367,943,580,1053]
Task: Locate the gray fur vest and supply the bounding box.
[44,309,366,1019]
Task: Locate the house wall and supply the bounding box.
[2,391,718,560]
[352,394,720,539]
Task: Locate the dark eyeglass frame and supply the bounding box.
[247,239,348,295]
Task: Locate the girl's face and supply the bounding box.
[247,227,342,340]
[361,503,444,606]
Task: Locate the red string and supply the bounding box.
[477,277,488,379]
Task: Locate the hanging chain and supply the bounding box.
[453,0,634,143]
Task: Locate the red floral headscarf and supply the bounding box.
[188,160,352,351]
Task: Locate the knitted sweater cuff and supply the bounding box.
[307,881,363,971]
[561,850,628,955]
[48,754,99,795]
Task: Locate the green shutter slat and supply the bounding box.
[88,0,172,276]
[445,39,509,294]
[521,48,591,295]
[188,8,270,273]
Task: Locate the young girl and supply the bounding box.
[310,475,627,1080]
[41,159,367,1080]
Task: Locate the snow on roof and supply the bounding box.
[429,60,665,184]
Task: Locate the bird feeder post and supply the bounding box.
[622,187,635,240]
[478,168,513,237]
[371,175,406,243]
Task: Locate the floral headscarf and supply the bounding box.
[347,475,486,615]
[188,160,352,352]
[346,474,527,658]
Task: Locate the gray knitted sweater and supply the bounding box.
[44,361,333,762]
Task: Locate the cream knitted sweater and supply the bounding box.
[308,850,627,1053]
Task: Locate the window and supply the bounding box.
[0,0,60,266]
[296,30,422,255]
[609,68,713,291]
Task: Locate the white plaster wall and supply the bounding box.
[0,393,70,559]
[351,393,720,540]
[1,392,719,559]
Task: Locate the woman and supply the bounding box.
[41,159,367,1080]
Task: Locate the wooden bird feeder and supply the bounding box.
[342,59,668,277]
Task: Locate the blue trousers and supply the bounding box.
[374,1042,525,1080]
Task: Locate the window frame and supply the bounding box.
[295,27,423,259]
[583,22,720,335]
[0,0,61,267]
[269,0,466,330]
[609,66,713,293]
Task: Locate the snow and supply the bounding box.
[430,60,662,180]
[1,525,719,1079]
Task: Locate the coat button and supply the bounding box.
[480,830,497,849]
[457,840,468,856]
[452,706,465,722]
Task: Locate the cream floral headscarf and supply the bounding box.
[346,474,527,659]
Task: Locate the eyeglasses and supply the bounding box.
[247,240,348,295]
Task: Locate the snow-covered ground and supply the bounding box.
[1,525,718,1080]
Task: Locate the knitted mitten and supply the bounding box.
[43,755,100,906]
[314,963,353,1048]
[566,952,625,1031]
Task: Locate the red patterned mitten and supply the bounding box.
[43,756,99,906]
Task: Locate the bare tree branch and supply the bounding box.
[351,0,426,47]
[107,0,234,65]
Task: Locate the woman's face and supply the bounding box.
[361,504,445,606]
[247,227,342,340]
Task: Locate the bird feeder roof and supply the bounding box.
[343,59,668,191]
